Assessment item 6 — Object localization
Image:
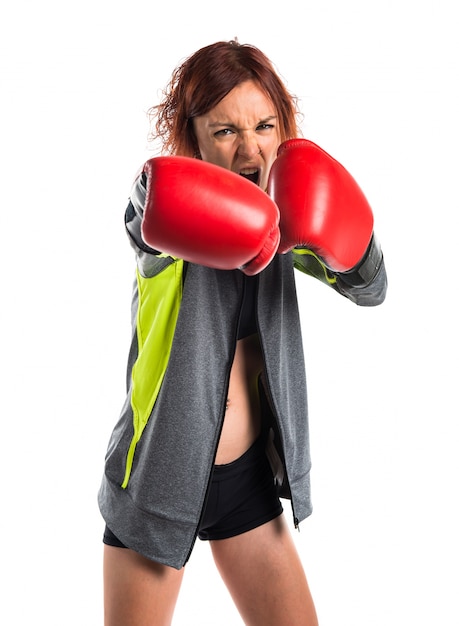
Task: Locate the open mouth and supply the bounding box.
[239,169,260,186]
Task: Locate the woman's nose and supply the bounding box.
[237,134,260,159]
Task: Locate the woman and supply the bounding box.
[98,40,387,625]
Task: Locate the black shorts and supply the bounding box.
[103,433,283,548]
[198,433,283,540]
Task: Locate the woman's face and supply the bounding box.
[193,80,280,191]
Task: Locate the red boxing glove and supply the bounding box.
[134,156,280,276]
[267,139,374,272]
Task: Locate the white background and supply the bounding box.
[1,0,458,624]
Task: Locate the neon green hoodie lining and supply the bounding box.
[293,248,337,285]
[122,259,184,488]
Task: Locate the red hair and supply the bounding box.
[149,40,301,156]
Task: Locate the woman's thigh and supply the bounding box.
[103,545,185,626]
[210,514,318,626]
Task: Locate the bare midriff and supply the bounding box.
[214,333,265,465]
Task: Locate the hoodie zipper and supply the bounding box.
[183,276,245,565]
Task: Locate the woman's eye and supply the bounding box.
[214,128,234,137]
[257,123,274,131]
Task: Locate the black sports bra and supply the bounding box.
[237,275,258,340]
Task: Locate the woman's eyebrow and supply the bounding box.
[208,115,278,129]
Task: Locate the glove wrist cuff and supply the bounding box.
[338,234,383,287]
[130,172,147,217]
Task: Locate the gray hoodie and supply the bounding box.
[98,203,387,570]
